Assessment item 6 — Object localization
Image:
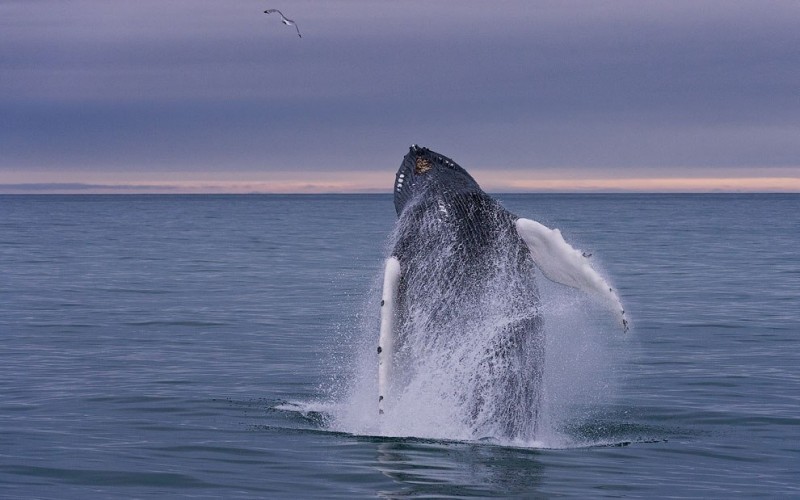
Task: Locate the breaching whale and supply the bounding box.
[378,145,627,439]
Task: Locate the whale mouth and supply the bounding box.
[394,145,482,217]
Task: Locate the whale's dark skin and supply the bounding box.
[393,146,514,259]
[388,145,544,439]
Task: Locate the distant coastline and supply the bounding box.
[2,181,800,195]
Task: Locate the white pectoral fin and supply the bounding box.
[515,218,628,332]
[378,256,401,415]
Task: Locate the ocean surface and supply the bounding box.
[1,193,798,498]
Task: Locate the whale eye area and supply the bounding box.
[415,157,433,174]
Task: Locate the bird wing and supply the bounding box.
[264,9,301,37]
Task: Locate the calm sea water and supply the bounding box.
[1,194,798,498]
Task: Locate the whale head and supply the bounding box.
[393,145,482,216]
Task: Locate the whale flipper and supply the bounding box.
[378,256,401,415]
[515,218,628,331]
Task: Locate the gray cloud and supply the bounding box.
[1,0,799,179]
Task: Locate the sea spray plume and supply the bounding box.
[372,145,628,441]
[264,9,302,37]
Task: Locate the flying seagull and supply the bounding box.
[264,9,302,38]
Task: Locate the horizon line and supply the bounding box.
[2,176,800,194]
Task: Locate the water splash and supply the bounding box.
[315,198,622,448]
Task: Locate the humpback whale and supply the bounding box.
[378,145,627,440]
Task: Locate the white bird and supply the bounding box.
[264,9,302,38]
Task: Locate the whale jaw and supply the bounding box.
[393,145,482,216]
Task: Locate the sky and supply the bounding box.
[1,0,799,193]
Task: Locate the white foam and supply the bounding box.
[320,207,623,448]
